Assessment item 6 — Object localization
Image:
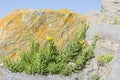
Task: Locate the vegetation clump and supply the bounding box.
[3,21,98,75]
[97,54,113,66]
[113,16,119,24]
[110,16,119,25]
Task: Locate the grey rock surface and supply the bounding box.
[86,24,120,80]
[0,68,89,80]
[86,24,120,42]
[86,24,120,55]
[107,45,120,80]
[101,0,120,24]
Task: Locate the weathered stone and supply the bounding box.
[86,24,120,80]
[0,67,3,80]
[0,9,86,59]
[86,24,120,56]
[86,24,120,42]
[107,45,120,80]
[101,0,120,24]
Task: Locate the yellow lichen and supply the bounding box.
[62,16,68,22]
[0,9,87,59]
[4,45,9,51]
[12,54,19,61]
[60,9,75,15]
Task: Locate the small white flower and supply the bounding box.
[0,63,4,67]
[68,62,75,67]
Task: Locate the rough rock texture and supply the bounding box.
[0,9,86,59]
[101,0,120,24]
[1,19,120,80]
[86,24,120,80]
[0,3,120,79]
[107,45,120,80]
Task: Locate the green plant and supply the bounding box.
[88,73,101,80]
[3,21,98,75]
[3,58,23,72]
[75,34,98,69]
[112,16,119,25]
[97,54,113,66]
[64,23,89,62]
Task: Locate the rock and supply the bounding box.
[85,24,120,80]
[0,9,86,58]
[86,10,102,24]
[0,67,3,80]
[86,24,120,42]
[101,0,120,24]
[86,24,120,56]
[104,45,120,80]
[0,67,89,80]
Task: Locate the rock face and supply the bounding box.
[101,0,120,23]
[0,9,86,58]
[86,24,120,80]
[107,45,120,80]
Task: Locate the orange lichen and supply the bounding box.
[6,52,20,61]
[0,9,87,59]
[60,9,75,15]
[4,45,9,51]
[62,17,68,22]
[66,17,74,28]
[12,54,20,61]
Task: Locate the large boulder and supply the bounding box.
[0,9,86,59]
